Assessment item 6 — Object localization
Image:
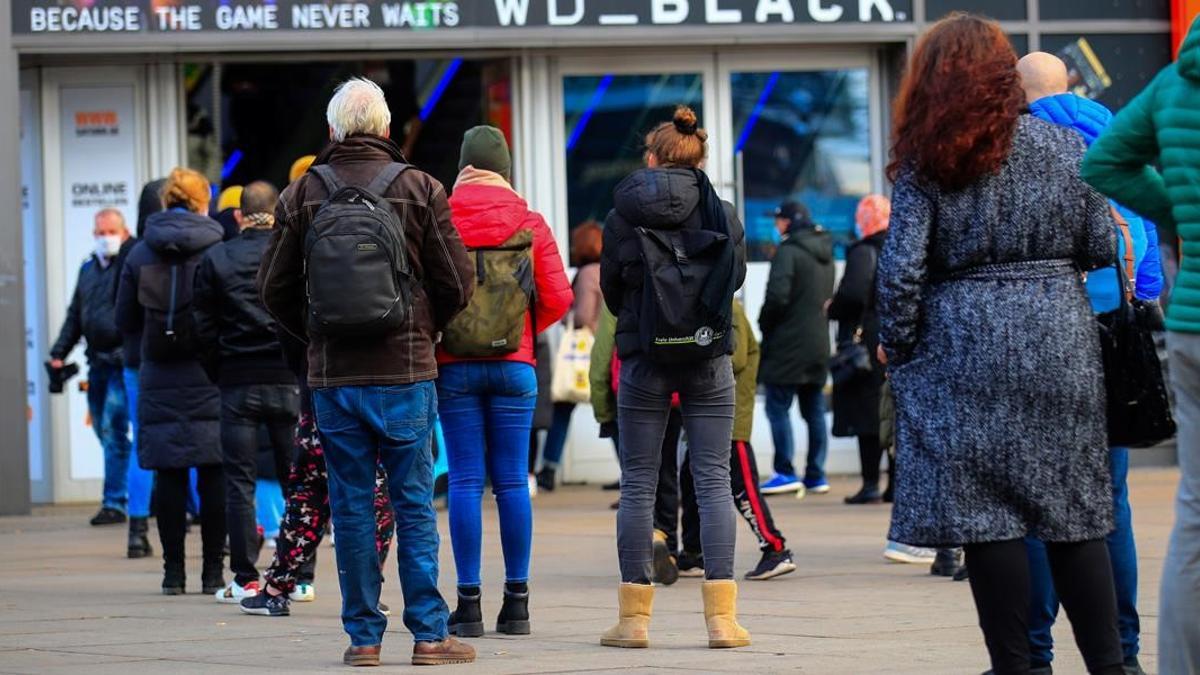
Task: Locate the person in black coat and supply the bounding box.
[829,195,890,505]
[116,167,227,596]
[50,208,135,527]
[193,181,300,602]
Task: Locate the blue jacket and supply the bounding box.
[1029,94,1164,312]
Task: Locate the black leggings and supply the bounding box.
[965,538,1123,675]
[857,433,883,489]
[156,465,225,571]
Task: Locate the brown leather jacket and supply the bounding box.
[258,135,474,387]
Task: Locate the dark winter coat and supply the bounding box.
[600,168,747,360]
[50,239,135,368]
[829,231,886,438]
[758,226,835,386]
[116,209,225,470]
[879,115,1116,547]
[192,227,293,387]
[259,135,475,388]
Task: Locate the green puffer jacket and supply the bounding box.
[1082,17,1200,333]
[589,305,618,424]
[731,299,760,443]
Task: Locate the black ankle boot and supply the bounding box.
[162,559,185,595]
[201,558,226,595]
[448,587,484,638]
[127,517,153,559]
[496,583,530,635]
[536,467,556,492]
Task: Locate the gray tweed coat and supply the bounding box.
[879,115,1117,547]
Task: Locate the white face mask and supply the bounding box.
[95,234,122,258]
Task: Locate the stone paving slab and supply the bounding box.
[0,469,1178,674]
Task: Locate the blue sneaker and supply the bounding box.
[803,477,831,494]
[760,474,802,495]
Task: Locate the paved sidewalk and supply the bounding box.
[0,470,1178,674]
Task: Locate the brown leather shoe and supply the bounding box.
[411,637,476,666]
[343,645,381,667]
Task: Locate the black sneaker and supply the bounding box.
[90,507,126,526]
[536,467,556,493]
[930,548,964,577]
[1124,656,1148,675]
[953,564,969,582]
[677,551,705,578]
[240,592,290,617]
[745,549,797,581]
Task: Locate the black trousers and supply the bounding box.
[681,440,786,554]
[858,433,884,490]
[965,538,1124,675]
[221,384,301,585]
[157,465,225,572]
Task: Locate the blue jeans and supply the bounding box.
[1027,447,1139,663]
[122,367,154,518]
[86,364,132,511]
[541,402,575,467]
[763,383,828,481]
[437,361,537,588]
[314,383,448,647]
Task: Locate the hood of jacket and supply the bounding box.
[1029,94,1113,146]
[612,168,702,230]
[314,133,407,169]
[784,227,834,264]
[1180,17,1200,81]
[143,209,224,256]
[448,167,531,247]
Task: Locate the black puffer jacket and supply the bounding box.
[116,209,224,470]
[50,239,134,368]
[758,225,834,386]
[829,231,886,437]
[193,227,293,387]
[600,168,746,359]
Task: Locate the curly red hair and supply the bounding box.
[887,13,1024,191]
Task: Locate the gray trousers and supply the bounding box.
[616,354,736,582]
[1161,331,1200,675]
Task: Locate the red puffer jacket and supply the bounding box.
[438,168,573,367]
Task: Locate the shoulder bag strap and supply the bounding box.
[1110,205,1136,303]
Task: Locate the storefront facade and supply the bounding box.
[0,0,1178,510]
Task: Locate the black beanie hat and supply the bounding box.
[459,125,511,182]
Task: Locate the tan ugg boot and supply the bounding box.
[701,580,751,648]
[600,583,655,648]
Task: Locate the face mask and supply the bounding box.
[95,234,122,258]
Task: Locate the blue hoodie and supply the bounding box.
[1029,94,1164,312]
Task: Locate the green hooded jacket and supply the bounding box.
[589,305,618,424]
[731,299,760,442]
[1082,17,1200,333]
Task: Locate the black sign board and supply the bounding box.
[13,0,912,35]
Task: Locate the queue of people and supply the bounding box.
[40,12,1200,673]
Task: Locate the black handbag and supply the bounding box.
[1097,210,1176,448]
[830,327,872,385]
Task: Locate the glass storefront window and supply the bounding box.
[184,58,512,194]
[732,69,871,261]
[563,73,703,256]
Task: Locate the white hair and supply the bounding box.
[326,78,392,142]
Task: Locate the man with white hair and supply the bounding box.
[49,208,135,528]
[260,77,476,667]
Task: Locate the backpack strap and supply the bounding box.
[365,163,409,197]
[310,164,345,194]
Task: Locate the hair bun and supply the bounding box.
[673,106,699,135]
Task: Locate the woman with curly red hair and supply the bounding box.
[878,13,1124,675]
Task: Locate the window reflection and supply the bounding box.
[733,69,871,261]
[564,73,704,235]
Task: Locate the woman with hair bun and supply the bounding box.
[879,13,1124,674]
[116,167,228,596]
[598,106,749,650]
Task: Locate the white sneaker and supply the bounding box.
[289,583,315,602]
[215,579,260,604]
[883,541,938,564]
[528,474,538,498]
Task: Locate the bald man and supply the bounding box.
[1018,51,1160,675]
[192,180,301,604]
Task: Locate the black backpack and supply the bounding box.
[304,163,413,337]
[635,170,737,364]
[139,257,204,363]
